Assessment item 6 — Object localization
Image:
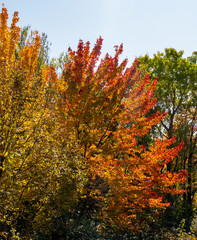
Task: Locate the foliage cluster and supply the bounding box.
[0,6,196,240]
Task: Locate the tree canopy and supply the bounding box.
[0,6,194,239]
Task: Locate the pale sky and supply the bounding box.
[3,0,197,64]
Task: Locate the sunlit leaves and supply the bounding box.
[52,38,187,231]
[0,7,85,236]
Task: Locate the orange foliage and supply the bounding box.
[51,38,187,230]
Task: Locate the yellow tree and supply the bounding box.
[0,7,84,237]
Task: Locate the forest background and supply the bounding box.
[0,1,196,239]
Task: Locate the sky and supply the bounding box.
[3,0,197,64]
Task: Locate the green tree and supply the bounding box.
[138,48,197,229]
[17,25,51,68]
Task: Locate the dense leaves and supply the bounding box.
[0,7,85,238]
[138,49,197,229]
[0,6,195,239]
[50,38,187,231]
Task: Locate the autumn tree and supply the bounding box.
[0,7,85,238]
[50,39,187,232]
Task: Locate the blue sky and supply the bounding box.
[3,0,197,64]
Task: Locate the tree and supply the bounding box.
[50,40,187,231]
[138,48,197,229]
[0,7,85,238]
